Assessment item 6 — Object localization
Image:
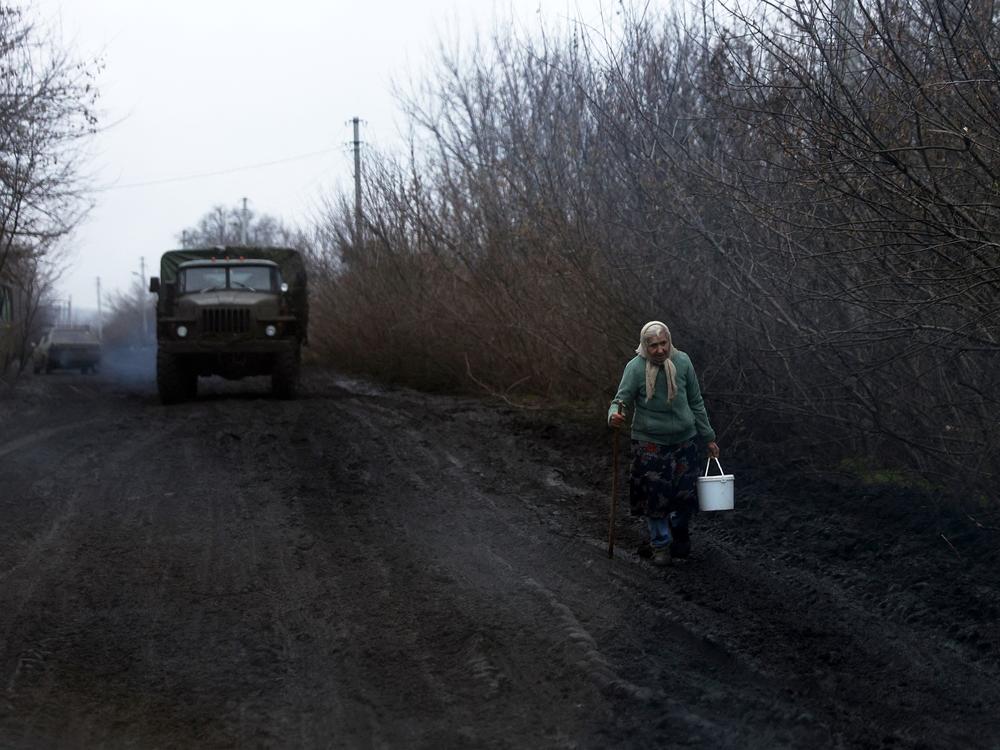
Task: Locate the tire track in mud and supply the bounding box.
[0,413,193,746]
[2,396,315,745]
[589,510,1000,749]
[2,369,998,748]
[377,400,763,707]
[204,394,419,747]
[524,576,654,702]
[323,379,1000,748]
[307,383,809,748]
[153,399,360,748]
[288,398,502,734]
[276,389,625,747]
[343,389,722,735]
[0,419,102,460]
[649,486,1000,748]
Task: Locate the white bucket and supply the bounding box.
[697,457,734,511]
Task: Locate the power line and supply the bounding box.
[95,146,341,192]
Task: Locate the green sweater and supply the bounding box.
[608,352,716,445]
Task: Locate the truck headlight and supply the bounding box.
[265,325,277,337]
[176,325,188,338]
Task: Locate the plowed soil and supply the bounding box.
[0,349,998,749]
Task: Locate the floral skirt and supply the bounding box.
[628,438,699,519]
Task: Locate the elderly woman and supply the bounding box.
[608,321,720,567]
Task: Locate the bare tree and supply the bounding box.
[99,277,153,350]
[679,0,1000,489]
[177,202,309,249]
[0,6,99,379]
[308,1,1000,499]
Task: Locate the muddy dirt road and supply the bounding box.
[1,353,998,749]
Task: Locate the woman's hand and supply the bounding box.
[707,441,720,458]
[609,412,626,429]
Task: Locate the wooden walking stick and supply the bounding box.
[607,401,624,558]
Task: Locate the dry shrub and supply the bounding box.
[310,238,631,401]
[308,2,1000,504]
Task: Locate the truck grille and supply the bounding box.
[202,307,251,334]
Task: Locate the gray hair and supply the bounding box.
[642,322,668,343]
[635,320,677,403]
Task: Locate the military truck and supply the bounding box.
[148,246,308,404]
[32,325,102,374]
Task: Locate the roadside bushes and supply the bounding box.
[310,182,629,397]
[309,1,999,503]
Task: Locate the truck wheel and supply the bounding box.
[157,349,188,404]
[271,349,300,399]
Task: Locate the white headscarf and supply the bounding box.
[635,320,677,403]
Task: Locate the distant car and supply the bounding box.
[33,326,102,374]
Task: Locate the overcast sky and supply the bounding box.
[28,0,612,313]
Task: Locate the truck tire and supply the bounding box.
[271,348,300,399]
[157,349,188,404]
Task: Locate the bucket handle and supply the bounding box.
[704,456,726,477]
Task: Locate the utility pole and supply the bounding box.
[139,256,147,341]
[352,117,363,243]
[215,206,226,245]
[241,196,249,245]
[96,276,102,339]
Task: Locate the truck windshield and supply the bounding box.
[229,266,274,291]
[181,266,276,293]
[50,328,98,344]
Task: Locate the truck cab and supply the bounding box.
[149,248,307,403]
